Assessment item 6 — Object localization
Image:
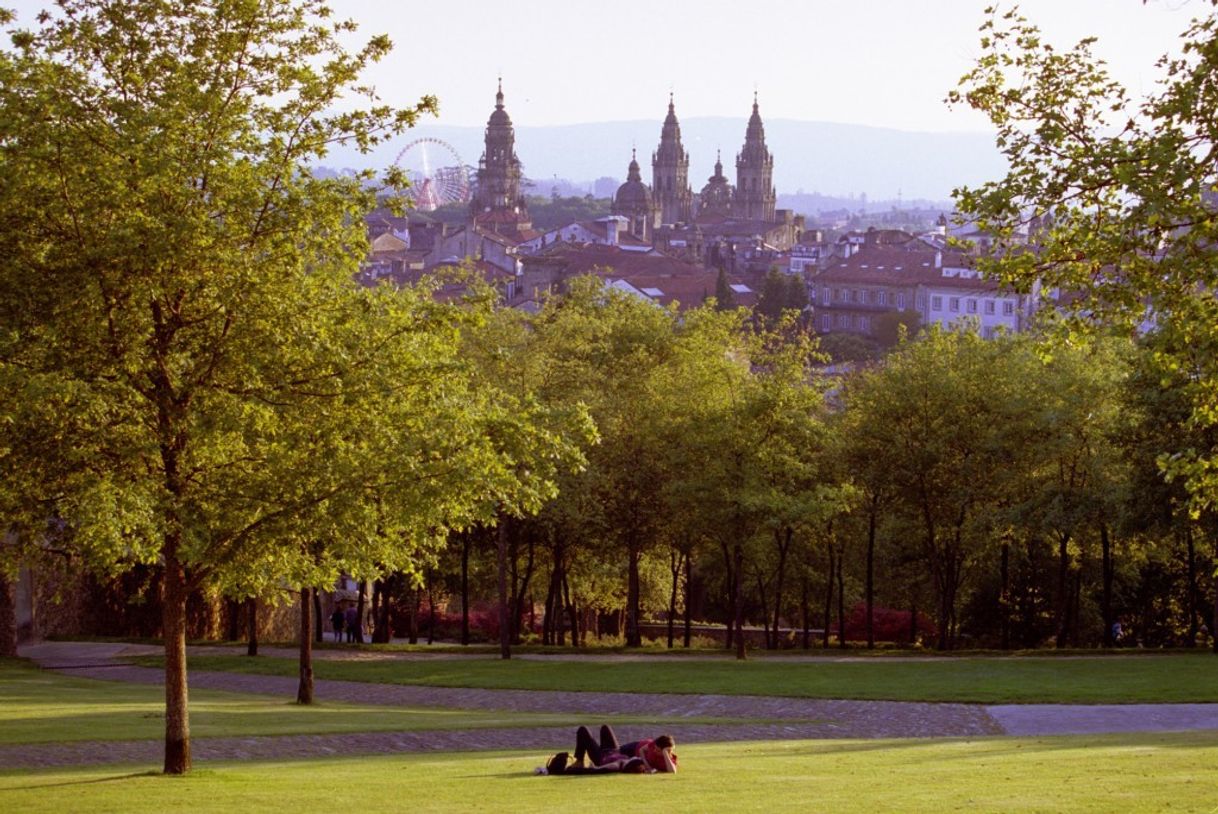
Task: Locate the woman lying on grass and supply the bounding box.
[538,725,678,775]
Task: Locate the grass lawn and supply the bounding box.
[0,659,629,744]
[1,733,1216,813]
[149,652,1218,704]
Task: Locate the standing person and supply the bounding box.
[329,605,345,643]
[344,604,360,643]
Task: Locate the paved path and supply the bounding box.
[6,641,1216,769]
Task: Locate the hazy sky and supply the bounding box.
[2,0,1202,133]
[358,0,1198,132]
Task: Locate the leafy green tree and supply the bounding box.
[714,267,736,311]
[0,1,571,772]
[951,3,1218,511]
[841,328,1035,648]
[757,268,789,322]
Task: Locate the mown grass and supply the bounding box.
[2,733,1216,813]
[0,659,638,744]
[146,652,1218,704]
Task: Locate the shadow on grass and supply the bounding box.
[8,771,157,790]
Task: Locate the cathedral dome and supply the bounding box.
[613,149,653,212]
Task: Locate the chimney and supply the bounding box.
[934,249,942,269]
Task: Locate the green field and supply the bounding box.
[0,659,627,744]
[2,733,1216,813]
[147,652,1218,704]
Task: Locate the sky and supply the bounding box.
[350,0,1200,133]
[2,0,1206,197]
[2,1,1204,133]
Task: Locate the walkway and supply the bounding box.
[5,641,1216,769]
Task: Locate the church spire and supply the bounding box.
[496,76,504,109]
[653,94,692,225]
[735,93,775,222]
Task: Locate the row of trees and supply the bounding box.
[406,314,1214,659]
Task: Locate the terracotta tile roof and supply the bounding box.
[522,243,705,279]
[814,246,991,289]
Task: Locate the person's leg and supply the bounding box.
[599,725,620,752]
[574,726,603,766]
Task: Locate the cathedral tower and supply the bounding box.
[734,94,776,222]
[652,95,693,225]
[471,79,529,229]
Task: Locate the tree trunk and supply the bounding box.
[626,541,642,647]
[0,572,18,657]
[822,544,835,648]
[510,525,536,645]
[836,549,846,649]
[1212,563,1218,656]
[801,574,810,650]
[162,551,191,774]
[1099,522,1114,647]
[1055,532,1071,649]
[866,498,877,649]
[755,570,771,649]
[720,541,735,651]
[296,587,314,705]
[355,580,367,645]
[225,598,241,643]
[733,543,746,660]
[497,516,511,660]
[407,585,419,645]
[460,533,471,646]
[909,597,918,645]
[312,589,323,644]
[683,553,693,649]
[1186,524,1199,647]
[667,549,681,649]
[246,597,259,656]
[1001,538,1011,650]
[562,569,578,647]
[771,527,791,650]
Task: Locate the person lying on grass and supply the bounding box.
[538,725,678,775]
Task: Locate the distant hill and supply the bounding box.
[321,117,1005,202]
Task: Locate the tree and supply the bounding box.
[841,328,1035,648]
[0,0,525,774]
[714,268,736,311]
[951,3,1218,512]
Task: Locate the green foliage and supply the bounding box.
[951,3,1218,510]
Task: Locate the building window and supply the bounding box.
[836,288,846,302]
[837,314,849,328]
[967,299,977,313]
[931,295,942,311]
[820,314,831,332]
[851,289,860,303]
[877,291,887,306]
[822,287,831,303]
[949,297,960,312]
[1003,301,1015,316]
[859,315,870,333]
[900,293,909,310]
[985,300,995,315]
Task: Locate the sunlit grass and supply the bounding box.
[146,652,1218,704]
[2,733,1216,813]
[0,659,648,744]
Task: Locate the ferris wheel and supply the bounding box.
[393,138,471,211]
